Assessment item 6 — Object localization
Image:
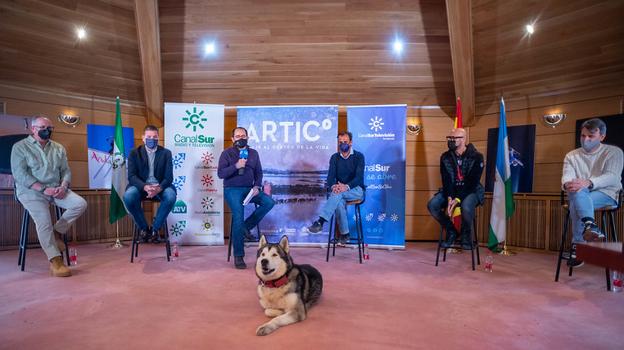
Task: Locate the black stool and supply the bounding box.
[326,194,366,264]
[227,202,261,262]
[130,199,171,263]
[555,191,621,290]
[18,204,70,271]
[435,211,481,271]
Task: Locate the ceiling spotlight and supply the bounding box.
[392,39,404,55]
[525,24,535,35]
[204,42,216,56]
[76,27,87,40]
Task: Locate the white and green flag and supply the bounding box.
[109,97,128,223]
[488,97,515,251]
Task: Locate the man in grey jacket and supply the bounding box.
[562,118,623,266]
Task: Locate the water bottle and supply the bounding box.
[363,244,370,260]
[69,247,78,266]
[172,242,179,260]
[484,255,494,272]
[612,271,623,293]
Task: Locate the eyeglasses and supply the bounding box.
[33,125,54,131]
[446,136,464,141]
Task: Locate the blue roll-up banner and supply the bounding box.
[237,106,338,246]
[347,105,406,248]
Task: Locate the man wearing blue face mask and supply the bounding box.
[308,131,365,245]
[562,118,623,267]
[124,125,176,243]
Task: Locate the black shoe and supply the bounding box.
[139,228,150,243]
[308,220,323,233]
[243,228,256,242]
[567,257,585,268]
[234,256,246,269]
[440,230,457,248]
[338,233,350,245]
[582,221,605,242]
[151,228,161,244]
[460,230,473,250]
[460,240,473,250]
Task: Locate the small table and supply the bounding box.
[575,242,624,271]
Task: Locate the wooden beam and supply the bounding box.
[134,0,163,127]
[445,0,475,126]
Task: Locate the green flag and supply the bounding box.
[109,97,128,223]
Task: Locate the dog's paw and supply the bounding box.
[264,308,284,318]
[256,323,276,336]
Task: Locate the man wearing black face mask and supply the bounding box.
[308,131,365,245]
[11,116,87,277]
[427,128,484,250]
[124,125,176,243]
[218,127,275,269]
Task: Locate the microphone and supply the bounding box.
[238,148,248,175]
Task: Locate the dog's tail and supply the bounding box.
[299,264,323,309]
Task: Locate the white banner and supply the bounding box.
[164,103,224,245]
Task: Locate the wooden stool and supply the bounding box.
[130,199,171,263]
[326,194,366,264]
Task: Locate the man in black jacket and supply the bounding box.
[123,125,176,243]
[427,128,484,249]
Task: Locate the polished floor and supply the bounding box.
[0,242,622,350]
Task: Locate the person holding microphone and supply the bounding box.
[218,127,275,269]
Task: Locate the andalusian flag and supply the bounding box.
[488,97,515,251]
[454,97,463,128]
[109,97,128,223]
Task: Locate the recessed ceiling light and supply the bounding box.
[76,27,87,40]
[525,24,535,35]
[392,39,404,55]
[204,42,216,56]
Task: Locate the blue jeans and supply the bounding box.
[319,186,364,235]
[427,192,480,236]
[123,186,177,232]
[224,187,275,257]
[567,188,616,243]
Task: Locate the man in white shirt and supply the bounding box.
[562,118,623,266]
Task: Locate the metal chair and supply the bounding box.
[227,202,261,262]
[434,209,481,271]
[555,190,621,290]
[18,202,70,271]
[326,192,366,264]
[130,198,171,263]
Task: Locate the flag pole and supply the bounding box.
[499,218,516,256]
[111,220,124,248]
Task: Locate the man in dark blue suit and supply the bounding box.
[123,125,176,243]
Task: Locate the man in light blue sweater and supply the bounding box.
[562,118,623,267]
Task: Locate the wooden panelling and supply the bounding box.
[159,0,456,107]
[472,0,624,106]
[0,0,144,103]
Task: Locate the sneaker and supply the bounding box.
[243,228,256,242]
[582,221,605,242]
[151,228,162,244]
[234,256,247,269]
[139,228,150,243]
[440,230,457,249]
[339,233,350,245]
[567,258,584,268]
[308,220,323,233]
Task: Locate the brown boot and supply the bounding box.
[49,256,71,277]
[55,232,66,253]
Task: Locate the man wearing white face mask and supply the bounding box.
[562,118,623,267]
[124,125,176,243]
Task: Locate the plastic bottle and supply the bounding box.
[612,271,623,293]
[363,244,370,260]
[69,247,78,266]
[172,242,179,260]
[484,255,494,272]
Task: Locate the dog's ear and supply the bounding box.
[279,235,289,253]
[258,234,267,248]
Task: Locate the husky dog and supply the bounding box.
[255,235,323,336]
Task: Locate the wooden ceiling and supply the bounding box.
[472,0,624,112]
[159,0,455,107]
[0,0,144,102]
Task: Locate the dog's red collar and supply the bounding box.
[259,275,289,288]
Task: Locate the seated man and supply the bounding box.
[427,128,484,250]
[562,118,623,267]
[218,127,275,269]
[123,125,176,243]
[308,131,365,244]
[11,116,87,277]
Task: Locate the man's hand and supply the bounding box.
[144,184,159,198]
[43,187,57,196]
[235,159,247,169]
[52,186,68,199]
[332,183,348,194]
[252,186,260,197]
[446,197,459,217]
[564,179,591,192]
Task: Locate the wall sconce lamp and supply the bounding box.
[542,113,566,128]
[58,113,81,127]
[407,123,422,135]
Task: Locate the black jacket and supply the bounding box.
[127,145,175,192]
[440,143,484,201]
